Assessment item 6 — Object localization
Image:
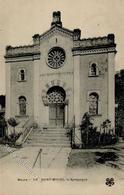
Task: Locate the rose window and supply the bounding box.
[47,47,65,69]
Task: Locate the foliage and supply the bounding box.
[0,95,5,108]
[6,132,22,145]
[0,113,7,137]
[80,113,117,148]
[115,69,124,133]
[7,117,19,127]
[7,117,20,144]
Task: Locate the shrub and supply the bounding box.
[80,113,117,148]
[7,117,20,145]
[7,117,19,135]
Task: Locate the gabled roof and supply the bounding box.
[39,25,74,41]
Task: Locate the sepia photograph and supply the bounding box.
[0,0,124,194]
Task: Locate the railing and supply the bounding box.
[16,116,35,145]
[69,115,75,148]
[32,148,42,169]
[69,116,82,148]
[21,116,34,142]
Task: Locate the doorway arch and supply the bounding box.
[47,86,66,127]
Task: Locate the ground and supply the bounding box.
[0,144,16,158]
[0,143,124,195]
[0,142,124,174]
[67,146,124,170]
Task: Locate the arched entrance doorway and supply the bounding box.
[47,86,66,127]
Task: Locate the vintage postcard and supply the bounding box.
[0,0,124,194]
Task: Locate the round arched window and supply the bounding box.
[19,96,26,115]
[47,47,65,69]
[47,86,66,104]
[89,92,99,115]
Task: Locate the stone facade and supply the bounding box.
[5,11,116,130]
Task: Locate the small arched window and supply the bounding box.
[19,96,26,116]
[18,69,26,81]
[89,92,99,115]
[89,63,99,77]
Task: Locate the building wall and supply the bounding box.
[5,32,115,130]
[35,33,74,126]
[9,60,34,119]
[79,53,108,126]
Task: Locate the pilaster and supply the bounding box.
[33,61,40,123]
[5,63,11,118]
[107,52,115,128]
[73,55,81,126]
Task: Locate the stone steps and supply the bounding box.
[27,141,70,145]
[27,140,69,144]
[24,143,70,147]
[27,136,69,141]
[32,130,67,133]
[28,137,69,141]
[30,132,67,135]
[29,134,68,138]
[25,127,70,147]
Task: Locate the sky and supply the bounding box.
[0,0,124,94]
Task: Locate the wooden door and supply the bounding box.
[49,104,65,127]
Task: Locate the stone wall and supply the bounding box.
[35,33,74,125]
[80,53,108,127]
[9,60,34,118]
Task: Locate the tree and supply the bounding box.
[0,95,5,108]
[115,69,124,134]
[0,113,7,137]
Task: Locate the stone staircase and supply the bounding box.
[25,127,70,147]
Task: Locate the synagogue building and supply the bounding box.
[5,11,116,132]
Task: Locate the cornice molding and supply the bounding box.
[5,53,40,63]
[5,44,40,60]
[72,47,116,56]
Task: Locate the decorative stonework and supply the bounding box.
[72,34,116,57]
[72,47,116,56]
[41,79,72,105]
[5,44,40,59]
[73,34,115,48]
[47,47,65,69]
[47,87,65,104]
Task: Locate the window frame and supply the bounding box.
[87,91,101,116]
[89,92,99,116]
[89,62,99,77]
[18,68,27,82]
[18,96,27,116]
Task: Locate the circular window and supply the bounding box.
[47,47,65,69]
